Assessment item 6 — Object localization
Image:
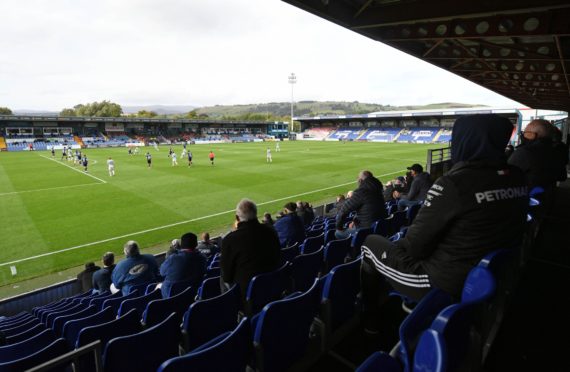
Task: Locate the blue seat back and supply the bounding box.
[102,289,138,315]
[128,281,153,295]
[321,258,361,332]
[0,338,70,372]
[0,312,29,325]
[205,267,221,278]
[5,323,46,345]
[351,228,373,256]
[0,328,56,363]
[300,233,324,254]
[391,210,407,235]
[104,312,180,372]
[371,218,389,237]
[356,351,401,372]
[90,291,121,310]
[461,266,496,304]
[182,284,240,352]
[197,276,222,300]
[117,289,161,318]
[406,203,422,225]
[76,308,141,350]
[323,236,351,273]
[80,291,110,305]
[0,314,35,331]
[291,247,324,292]
[143,286,196,327]
[158,318,251,372]
[40,301,76,324]
[397,289,454,372]
[46,303,86,328]
[254,280,320,372]
[53,305,98,337]
[246,262,290,315]
[413,329,447,372]
[0,318,40,337]
[281,243,300,263]
[62,306,115,349]
[167,279,194,298]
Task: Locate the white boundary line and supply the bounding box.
[0,183,103,197]
[0,169,404,267]
[39,155,107,184]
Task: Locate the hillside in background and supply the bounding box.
[194,101,485,119]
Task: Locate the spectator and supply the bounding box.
[160,232,207,298]
[196,232,220,259]
[92,252,115,294]
[547,124,569,184]
[220,199,281,302]
[508,119,563,191]
[327,194,346,217]
[261,212,274,226]
[394,163,432,210]
[335,170,387,239]
[360,114,528,332]
[77,262,100,292]
[274,202,306,247]
[504,144,515,159]
[111,240,160,295]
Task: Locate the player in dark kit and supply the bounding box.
[188,151,193,166]
[209,151,215,165]
[146,152,152,168]
[82,155,88,172]
[51,147,55,157]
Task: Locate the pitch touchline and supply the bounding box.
[0,183,103,197]
[39,155,107,184]
[0,169,405,267]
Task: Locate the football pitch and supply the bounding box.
[0,141,437,289]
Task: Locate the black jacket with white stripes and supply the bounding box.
[396,159,528,297]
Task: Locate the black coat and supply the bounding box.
[221,220,281,300]
[336,176,387,229]
[508,138,563,190]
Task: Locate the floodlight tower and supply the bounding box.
[288,72,297,133]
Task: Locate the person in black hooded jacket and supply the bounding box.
[360,114,529,331]
[335,170,387,239]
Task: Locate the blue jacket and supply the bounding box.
[112,254,159,295]
[159,249,207,297]
[274,213,306,248]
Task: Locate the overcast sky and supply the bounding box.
[0,0,521,111]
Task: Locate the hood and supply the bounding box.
[451,114,513,164]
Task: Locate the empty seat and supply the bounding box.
[0,318,40,338]
[323,236,351,273]
[76,308,141,350]
[62,306,115,349]
[46,303,86,329]
[158,318,251,372]
[182,284,240,352]
[167,279,194,298]
[196,276,222,301]
[246,262,290,315]
[350,228,373,257]
[300,233,324,254]
[104,312,180,372]
[102,289,139,315]
[290,247,324,292]
[52,305,98,337]
[281,243,300,263]
[0,329,57,363]
[0,338,70,372]
[117,289,161,318]
[89,291,121,310]
[142,286,196,327]
[4,323,46,345]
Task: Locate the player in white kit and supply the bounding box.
[171,152,178,166]
[266,148,272,163]
[276,142,280,152]
[107,157,115,176]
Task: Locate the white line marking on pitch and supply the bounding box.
[39,155,107,184]
[0,169,404,266]
[0,183,103,197]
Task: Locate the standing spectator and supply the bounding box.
[360,114,528,332]
[160,232,206,298]
[92,252,115,294]
[274,202,306,247]
[111,241,159,295]
[196,232,220,259]
[394,163,432,210]
[220,199,281,302]
[335,170,387,238]
[77,262,100,292]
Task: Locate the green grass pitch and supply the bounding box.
[0,141,438,288]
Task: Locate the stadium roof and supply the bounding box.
[282,0,570,111]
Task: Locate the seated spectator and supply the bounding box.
[360,114,528,332]
[274,202,306,247]
[77,262,100,292]
[111,240,160,295]
[92,252,115,294]
[160,232,207,297]
[297,201,315,225]
[221,199,281,301]
[261,212,274,226]
[394,163,432,210]
[196,232,220,259]
[335,170,387,239]
[327,194,346,217]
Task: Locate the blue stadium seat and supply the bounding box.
[323,236,351,273]
[406,203,422,225]
[300,233,325,254]
[40,301,77,324]
[0,312,29,325]
[142,286,196,327]
[253,279,320,372]
[246,262,291,315]
[0,318,40,337]
[52,305,98,337]
[89,291,121,310]
[62,306,115,349]
[167,278,193,298]
[102,289,139,315]
[371,218,390,237]
[79,291,110,305]
[413,329,447,372]
[196,276,222,301]
[46,303,86,328]
[117,289,161,318]
[0,314,35,331]
[76,308,141,350]
[158,318,251,372]
[0,328,57,363]
[104,312,180,372]
[390,210,407,235]
[0,338,70,372]
[182,284,240,352]
[324,229,337,245]
[356,351,401,372]
[281,242,300,263]
[205,267,221,278]
[351,228,373,257]
[291,247,324,292]
[128,281,154,295]
[4,323,46,345]
[146,282,159,294]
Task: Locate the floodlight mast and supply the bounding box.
[288,72,297,134]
